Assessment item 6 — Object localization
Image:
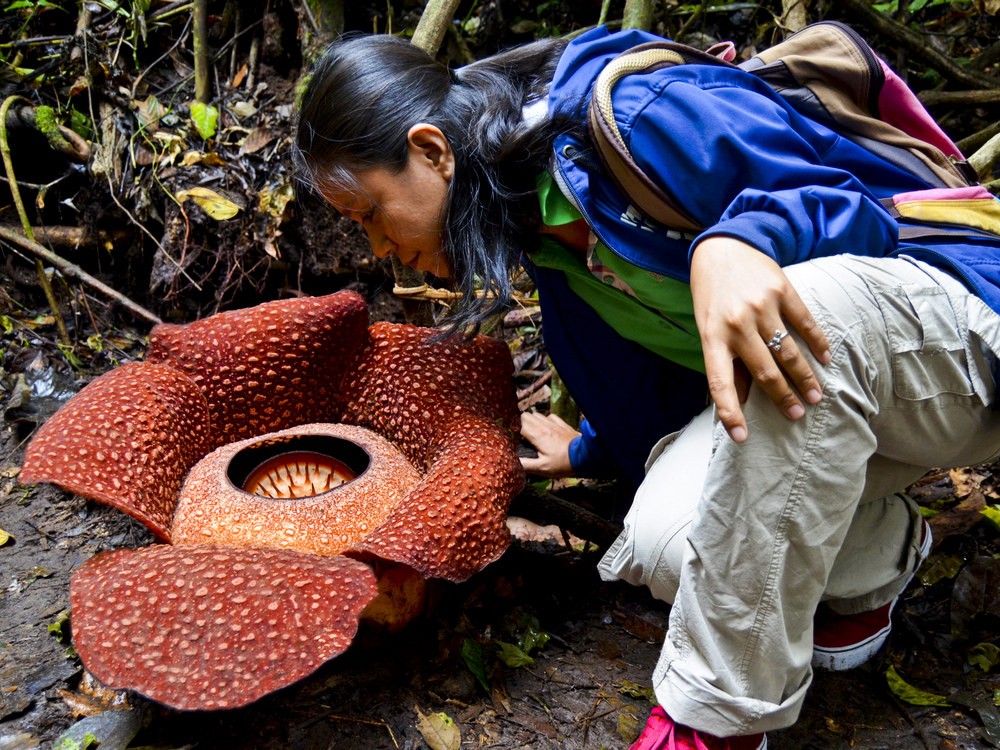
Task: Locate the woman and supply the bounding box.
[294,27,1000,750]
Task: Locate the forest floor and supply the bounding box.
[2,344,1000,750]
[3,2,1000,748]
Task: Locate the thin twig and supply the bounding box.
[0,95,71,346]
[0,227,162,326]
[193,0,210,103]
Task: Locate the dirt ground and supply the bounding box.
[2,364,1000,750]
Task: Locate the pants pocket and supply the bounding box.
[875,285,975,401]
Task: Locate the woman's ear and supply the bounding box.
[407,123,454,181]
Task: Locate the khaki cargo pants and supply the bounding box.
[598,254,1000,736]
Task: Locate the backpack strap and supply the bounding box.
[587,41,734,233]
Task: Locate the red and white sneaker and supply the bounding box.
[812,518,933,671]
[631,706,767,750]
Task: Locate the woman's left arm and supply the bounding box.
[627,69,899,440]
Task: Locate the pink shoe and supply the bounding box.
[812,518,932,671]
[630,706,767,750]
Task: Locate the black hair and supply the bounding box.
[294,34,572,332]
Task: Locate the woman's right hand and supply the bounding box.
[519,411,579,478]
[690,236,831,443]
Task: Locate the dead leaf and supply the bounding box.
[176,186,243,220]
[951,556,1000,639]
[134,95,166,132]
[180,150,227,167]
[1,465,20,478]
[951,467,987,498]
[973,0,1000,14]
[239,127,275,156]
[415,707,460,750]
[232,62,248,88]
[0,527,11,546]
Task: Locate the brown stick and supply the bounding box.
[622,0,653,31]
[509,486,622,549]
[918,89,1000,107]
[0,225,126,249]
[0,227,162,326]
[193,0,210,104]
[410,0,462,54]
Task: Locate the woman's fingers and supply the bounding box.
[519,411,579,477]
[690,237,832,442]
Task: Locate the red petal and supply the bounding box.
[340,324,524,581]
[341,323,521,468]
[21,363,211,539]
[70,545,377,711]
[356,417,523,581]
[147,291,368,450]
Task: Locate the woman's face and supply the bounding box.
[323,124,454,279]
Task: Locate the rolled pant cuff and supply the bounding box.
[654,657,809,736]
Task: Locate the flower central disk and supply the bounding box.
[230,435,367,499]
[170,423,422,556]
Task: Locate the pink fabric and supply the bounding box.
[877,59,963,158]
[706,41,737,63]
[630,707,766,750]
[631,707,676,750]
[893,185,995,205]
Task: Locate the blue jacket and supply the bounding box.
[535,26,1000,485]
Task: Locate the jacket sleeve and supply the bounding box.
[620,65,903,266]
[568,418,615,477]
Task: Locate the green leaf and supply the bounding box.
[496,640,534,668]
[190,101,219,140]
[885,664,949,707]
[0,315,12,334]
[617,679,656,702]
[981,506,1000,533]
[53,733,98,750]
[969,643,1000,673]
[460,639,490,693]
[48,609,70,643]
[918,553,965,586]
[518,617,551,655]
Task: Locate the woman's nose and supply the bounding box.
[364,224,395,259]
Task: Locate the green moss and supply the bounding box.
[33,104,72,153]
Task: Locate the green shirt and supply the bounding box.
[531,173,705,373]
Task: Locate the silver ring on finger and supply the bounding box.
[766,329,790,352]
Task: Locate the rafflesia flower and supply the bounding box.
[20,290,523,711]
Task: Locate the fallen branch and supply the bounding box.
[392,283,539,307]
[509,485,622,549]
[0,226,162,326]
[957,120,1000,158]
[0,225,126,249]
[918,89,1000,108]
[193,0,210,103]
[839,0,999,91]
[970,132,1000,182]
[3,104,90,163]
